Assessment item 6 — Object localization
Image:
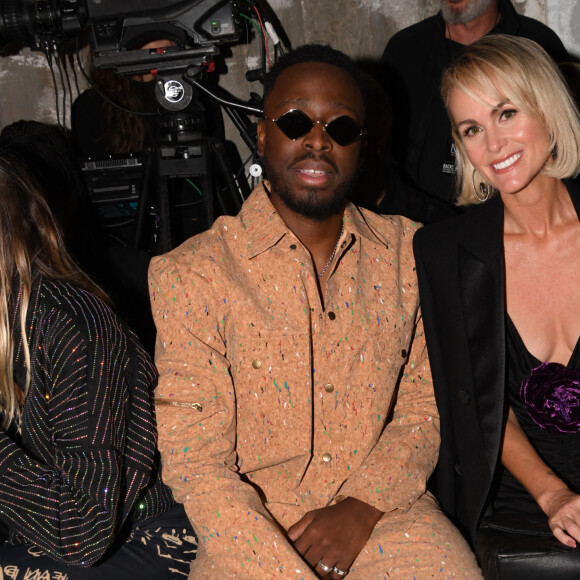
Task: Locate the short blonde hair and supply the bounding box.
[441,35,580,206]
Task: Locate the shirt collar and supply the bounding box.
[239,181,390,260]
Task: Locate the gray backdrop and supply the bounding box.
[0,0,577,160]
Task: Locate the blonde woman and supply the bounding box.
[0,152,196,578]
[414,34,580,562]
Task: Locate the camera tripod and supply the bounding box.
[129,64,259,254]
[132,109,247,254]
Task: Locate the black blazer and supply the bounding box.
[413,180,580,548]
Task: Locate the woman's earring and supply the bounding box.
[472,169,490,202]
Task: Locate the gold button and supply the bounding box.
[324,383,334,393]
[322,453,332,463]
[252,360,262,369]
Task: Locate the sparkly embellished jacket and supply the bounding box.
[149,183,438,578]
[0,276,175,566]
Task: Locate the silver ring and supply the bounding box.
[317,559,332,573]
[333,566,348,577]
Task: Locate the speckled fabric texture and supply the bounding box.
[150,183,481,578]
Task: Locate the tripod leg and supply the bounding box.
[208,137,246,213]
[133,151,154,250]
[157,170,172,253]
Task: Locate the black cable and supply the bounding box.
[251,0,292,52]
[61,51,75,126]
[208,137,246,205]
[253,5,267,75]
[54,51,67,127]
[239,150,254,180]
[69,50,80,95]
[183,73,262,116]
[133,149,156,250]
[44,49,61,128]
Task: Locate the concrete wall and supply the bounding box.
[0,0,577,159]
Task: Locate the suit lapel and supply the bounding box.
[458,196,506,471]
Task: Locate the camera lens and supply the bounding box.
[0,0,29,47]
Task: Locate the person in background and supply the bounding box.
[563,62,580,190]
[0,151,196,578]
[562,61,580,115]
[352,72,458,223]
[378,0,569,223]
[149,43,482,579]
[72,36,226,159]
[413,35,580,571]
[347,72,391,211]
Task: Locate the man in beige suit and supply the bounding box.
[149,44,480,579]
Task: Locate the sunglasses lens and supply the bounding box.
[325,116,363,146]
[271,110,364,146]
[275,110,314,140]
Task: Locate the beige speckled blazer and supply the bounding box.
[149,183,438,578]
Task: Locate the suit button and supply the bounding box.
[290,244,297,250]
[324,383,334,393]
[252,360,262,369]
[328,311,336,320]
[322,453,332,463]
[455,463,463,476]
[457,390,471,405]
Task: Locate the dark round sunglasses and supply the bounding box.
[264,109,366,147]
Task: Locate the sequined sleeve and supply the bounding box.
[0,281,162,566]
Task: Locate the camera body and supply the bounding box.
[0,0,241,71]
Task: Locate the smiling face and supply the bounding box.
[257,62,365,221]
[448,85,553,197]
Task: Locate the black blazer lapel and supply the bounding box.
[458,196,506,472]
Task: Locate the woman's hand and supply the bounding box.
[287,497,383,578]
[502,407,580,547]
[539,487,580,547]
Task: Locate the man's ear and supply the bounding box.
[257,119,266,158]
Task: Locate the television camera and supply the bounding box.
[0,0,264,111]
[0,0,283,253]
[1,0,240,69]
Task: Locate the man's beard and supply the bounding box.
[441,0,494,25]
[262,154,361,221]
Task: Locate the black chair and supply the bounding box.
[477,514,580,579]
